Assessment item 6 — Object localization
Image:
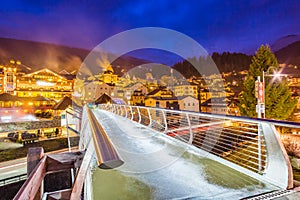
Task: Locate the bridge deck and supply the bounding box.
[91,109,279,199]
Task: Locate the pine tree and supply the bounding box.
[238,45,297,119]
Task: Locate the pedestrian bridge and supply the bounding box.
[82,104,297,200]
[14,104,300,199]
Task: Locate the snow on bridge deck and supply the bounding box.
[90,109,278,200]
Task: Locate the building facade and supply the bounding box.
[178,96,199,112]
[174,83,198,98]
[15,68,73,101]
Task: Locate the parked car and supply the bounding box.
[21,131,38,140]
[7,132,19,141]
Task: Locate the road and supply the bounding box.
[0,147,77,180]
[0,157,27,180]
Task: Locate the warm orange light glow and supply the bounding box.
[28,102,33,106]
[5,110,8,114]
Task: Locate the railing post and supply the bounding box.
[130,106,134,121]
[162,110,168,133]
[124,105,128,118]
[258,123,262,173]
[186,113,193,144]
[137,107,141,124]
[147,108,152,127]
[113,104,116,114]
[119,105,122,116]
[115,105,118,114]
[117,105,121,115]
[119,105,123,116]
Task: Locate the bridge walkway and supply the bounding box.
[91,109,279,199]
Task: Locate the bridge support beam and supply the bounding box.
[14,149,86,200]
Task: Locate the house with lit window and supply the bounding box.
[201,97,227,114]
[199,88,234,104]
[199,88,211,104]
[81,81,114,104]
[122,82,147,104]
[14,68,73,101]
[145,96,179,110]
[130,89,146,106]
[146,86,173,98]
[177,95,199,112]
[174,83,198,99]
[201,97,239,115]
[96,65,118,85]
[0,92,56,122]
[0,64,18,94]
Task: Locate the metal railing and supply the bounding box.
[0,173,27,187]
[98,104,298,189]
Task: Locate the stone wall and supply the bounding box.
[0,116,61,133]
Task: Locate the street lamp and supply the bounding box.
[261,66,283,118]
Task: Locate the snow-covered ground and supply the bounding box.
[0,141,22,151]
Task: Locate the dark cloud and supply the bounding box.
[0,0,299,54]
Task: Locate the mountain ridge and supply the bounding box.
[0,37,299,77]
[0,37,149,75]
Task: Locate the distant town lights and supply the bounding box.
[1,116,12,121]
[36,80,56,86]
[73,91,82,97]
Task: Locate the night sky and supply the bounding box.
[0,0,299,54]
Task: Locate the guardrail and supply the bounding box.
[0,173,27,187]
[98,104,298,189]
[78,106,124,200]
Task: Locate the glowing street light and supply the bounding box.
[261,66,284,118]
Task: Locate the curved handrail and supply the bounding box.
[111,104,300,128]
[99,104,294,189]
[82,106,124,169]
